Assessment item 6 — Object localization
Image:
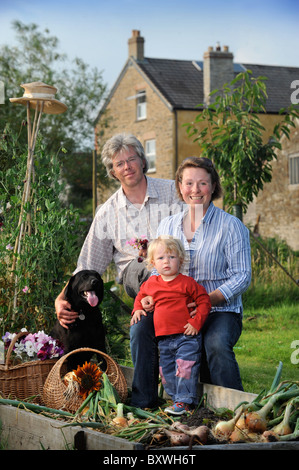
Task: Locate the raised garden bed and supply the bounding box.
[1,366,298,450]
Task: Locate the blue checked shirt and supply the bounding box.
[156,203,251,315]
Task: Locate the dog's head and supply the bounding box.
[65,270,104,310]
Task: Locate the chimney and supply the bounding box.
[203,44,234,104]
[128,30,144,61]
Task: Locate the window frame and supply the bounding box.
[289,153,299,185]
[136,91,146,121]
[145,139,156,173]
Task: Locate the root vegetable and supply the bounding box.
[272,400,293,436]
[245,410,268,434]
[261,430,279,442]
[164,429,190,446]
[214,408,243,438]
[229,428,247,442]
[235,413,246,430]
[112,403,128,427]
[171,422,210,445]
[245,388,299,434]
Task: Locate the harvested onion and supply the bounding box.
[214,408,243,438]
[112,403,128,427]
[164,429,190,446]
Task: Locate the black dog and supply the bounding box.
[51,270,106,371]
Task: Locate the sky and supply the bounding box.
[1,0,299,93]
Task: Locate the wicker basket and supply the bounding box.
[0,331,63,404]
[42,348,128,413]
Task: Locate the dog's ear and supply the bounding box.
[96,274,104,304]
[64,275,75,301]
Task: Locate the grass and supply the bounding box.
[235,302,299,394]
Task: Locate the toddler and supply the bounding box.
[131,236,211,415]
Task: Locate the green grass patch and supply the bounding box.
[235,303,299,394]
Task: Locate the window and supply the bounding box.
[289,154,299,185]
[145,139,156,172]
[136,91,146,120]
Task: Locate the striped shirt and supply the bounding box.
[75,176,182,282]
[156,203,251,315]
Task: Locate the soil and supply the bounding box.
[181,406,219,429]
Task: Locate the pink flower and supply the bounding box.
[22,286,29,293]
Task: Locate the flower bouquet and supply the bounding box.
[2,328,64,364]
[0,329,65,403]
[126,236,148,262]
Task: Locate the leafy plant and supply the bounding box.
[185,70,299,214]
[0,132,83,333]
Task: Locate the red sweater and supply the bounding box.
[133,274,211,337]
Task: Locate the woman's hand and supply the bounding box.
[141,295,155,312]
[130,309,147,325]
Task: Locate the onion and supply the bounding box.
[229,428,247,442]
[261,430,279,442]
[235,413,246,430]
[190,425,210,445]
[214,408,243,438]
[272,400,293,436]
[164,429,190,446]
[112,403,128,427]
[245,388,299,434]
[244,410,268,434]
[171,422,210,445]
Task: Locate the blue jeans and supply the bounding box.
[158,334,202,405]
[130,312,159,407]
[130,310,243,407]
[200,311,244,391]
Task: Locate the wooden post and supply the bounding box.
[92,150,97,218]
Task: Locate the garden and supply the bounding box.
[0,118,298,449]
[0,31,298,449]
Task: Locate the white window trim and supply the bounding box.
[289,153,299,186]
[145,139,156,173]
[136,91,146,121]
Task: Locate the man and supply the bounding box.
[55,133,182,407]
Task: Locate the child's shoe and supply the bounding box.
[164,402,190,415]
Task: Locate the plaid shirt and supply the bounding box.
[156,203,251,315]
[75,176,182,282]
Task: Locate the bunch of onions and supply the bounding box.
[245,388,299,434]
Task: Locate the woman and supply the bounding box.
[147,156,251,390]
[157,157,251,390]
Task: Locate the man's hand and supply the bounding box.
[187,302,197,318]
[141,295,155,312]
[130,309,147,325]
[55,296,78,329]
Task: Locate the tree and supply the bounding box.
[185,71,299,218]
[0,20,110,211]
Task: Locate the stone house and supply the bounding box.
[95,30,299,250]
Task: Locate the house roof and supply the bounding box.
[138,58,299,113]
[96,56,299,122]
